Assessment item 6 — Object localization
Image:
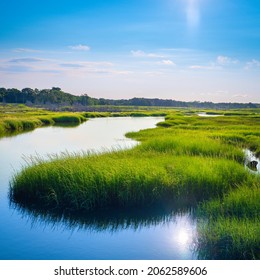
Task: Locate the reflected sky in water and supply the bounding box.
[244,149,260,174]
[0,117,198,260]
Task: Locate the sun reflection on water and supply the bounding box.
[177,228,190,245]
[171,214,198,255]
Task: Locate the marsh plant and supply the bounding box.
[10,109,260,259]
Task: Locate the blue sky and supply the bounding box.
[0,0,260,102]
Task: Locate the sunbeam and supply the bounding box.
[186,0,200,28]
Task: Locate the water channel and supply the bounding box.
[0,117,198,260]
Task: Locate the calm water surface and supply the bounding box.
[0,117,198,259]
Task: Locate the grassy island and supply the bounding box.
[0,104,87,136]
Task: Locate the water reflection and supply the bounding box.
[10,199,195,233]
[53,122,81,128]
[175,225,192,245]
[9,200,198,259]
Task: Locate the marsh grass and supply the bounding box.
[0,104,167,137]
[11,111,259,212]
[9,107,260,259]
[199,183,260,219]
[138,135,245,162]
[0,105,87,136]
[197,217,260,259]
[51,114,86,123]
[11,147,252,211]
[196,181,260,259]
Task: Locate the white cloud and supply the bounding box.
[189,65,219,70]
[217,55,238,65]
[69,44,90,51]
[189,56,239,70]
[245,59,260,70]
[131,50,164,58]
[158,60,176,66]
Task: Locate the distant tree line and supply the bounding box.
[0,87,259,109]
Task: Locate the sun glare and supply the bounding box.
[176,0,201,28]
[176,228,190,245]
[186,0,200,27]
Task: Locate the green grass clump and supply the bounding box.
[51,114,86,123]
[197,218,260,259]
[139,135,244,162]
[38,117,55,125]
[3,118,43,132]
[82,112,110,118]
[0,105,87,136]
[11,149,251,211]
[11,152,174,210]
[199,183,260,219]
[245,135,260,157]
[197,182,260,259]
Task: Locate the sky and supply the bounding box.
[0,0,260,102]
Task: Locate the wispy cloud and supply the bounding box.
[189,55,239,70]
[69,44,90,51]
[9,58,44,63]
[0,56,131,77]
[131,50,164,58]
[216,55,239,65]
[158,60,176,66]
[12,48,43,53]
[232,94,248,98]
[245,59,260,70]
[189,64,220,70]
[60,63,85,68]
